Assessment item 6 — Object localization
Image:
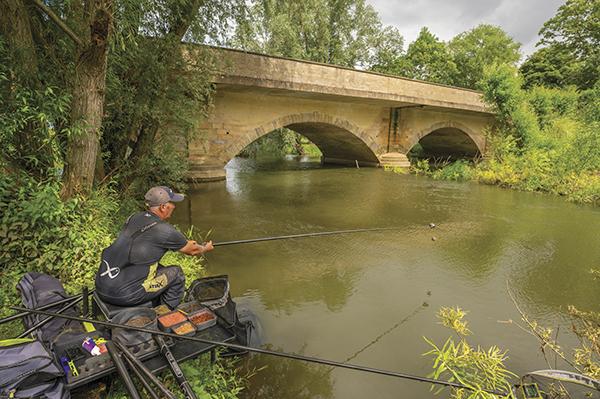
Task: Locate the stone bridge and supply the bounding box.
[188,47,494,180]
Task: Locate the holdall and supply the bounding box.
[16,272,82,346]
[0,338,69,399]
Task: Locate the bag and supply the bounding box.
[186,275,259,349]
[16,273,83,347]
[0,338,70,399]
[111,307,158,346]
[186,275,236,328]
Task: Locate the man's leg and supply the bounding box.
[140,264,186,309]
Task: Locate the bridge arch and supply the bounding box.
[406,121,485,159]
[222,111,381,165]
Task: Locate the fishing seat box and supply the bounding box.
[92,292,152,319]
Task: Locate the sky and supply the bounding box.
[368,0,565,60]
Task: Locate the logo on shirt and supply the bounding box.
[100,260,120,279]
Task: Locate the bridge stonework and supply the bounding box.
[187,48,495,181]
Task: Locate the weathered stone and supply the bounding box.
[186,47,494,181]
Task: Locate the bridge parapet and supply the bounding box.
[210,47,491,114]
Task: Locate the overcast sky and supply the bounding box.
[368,0,565,60]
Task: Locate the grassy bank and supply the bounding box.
[390,65,600,206]
[0,170,246,398]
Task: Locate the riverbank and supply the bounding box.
[393,65,600,206]
[390,153,600,205]
[0,171,246,398]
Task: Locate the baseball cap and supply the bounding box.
[144,186,185,207]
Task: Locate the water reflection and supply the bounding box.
[174,157,600,399]
[241,349,333,399]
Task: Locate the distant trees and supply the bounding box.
[398,27,456,84]
[521,0,600,90]
[232,0,385,68]
[448,24,521,89]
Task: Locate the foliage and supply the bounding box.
[423,307,516,399]
[448,24,521,90]
[232,0,384,68]
[538,0,600,90]
[368,26,405,75]
[579,80,600,123]
[239,128,306,158]
[178,354,247,398]
[0,173,116,297]
[123,136,190,200]
[520,45,580,89]
[0,38,71,177]
[398,27,456,84]
[480,64,540,147]
[526,86,579,130]
[436,307,472,336]
[106,352,247,399]
[431,160,475,182]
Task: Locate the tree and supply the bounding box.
[538,0,600,89]
[448,24,521,89]
[232,0,384,68]
[61,0,113,198]
[399,27,456,84]
[101,0,243,193]
[0,0,113,196]
[368,26,405,75]
[0,0,244,197]
[520,45,581,89]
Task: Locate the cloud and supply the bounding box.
[368,0,565,57]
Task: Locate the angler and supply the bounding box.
[95,186,214,309]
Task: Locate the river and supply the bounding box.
[171,156,600,399]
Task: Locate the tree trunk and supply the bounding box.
[123,0,202,185]
[61,0,112,199]
[0,0,39,83]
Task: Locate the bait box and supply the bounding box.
[154,304,171,316]
[177,301,203,315]
[188,308,217,331]
[171,321,196,337]
[157,310,187,332]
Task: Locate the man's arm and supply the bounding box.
[179,240,214,256]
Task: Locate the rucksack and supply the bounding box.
[16,272,83,347]
[0,338,69,399]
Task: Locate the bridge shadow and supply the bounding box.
[225,112,382,168]
[408,127,481,162]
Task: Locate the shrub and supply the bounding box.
[481,64,541,147]
[431,160,474,181]
[424,307,516,399]
[0,173,116,299]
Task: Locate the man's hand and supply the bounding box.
[201,240,214,254]
[180,240,214,256]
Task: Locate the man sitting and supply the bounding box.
[95,186,213,309]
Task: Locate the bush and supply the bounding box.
[431,160,474,181]
[424,307,516,398]
[481,64,540,147]
[0,173,116,300]
[527,86,578,129]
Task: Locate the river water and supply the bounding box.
[172,157,600,399]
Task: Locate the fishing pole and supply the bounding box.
[115,341,177,399]
[212,227,403,247]
[11,306,510,397]
[18,295,84,338]
[106,341,142,399]
[154,335,198,399]
[0,290,95,325]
